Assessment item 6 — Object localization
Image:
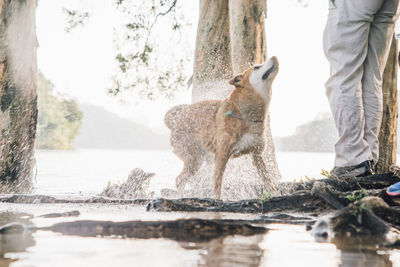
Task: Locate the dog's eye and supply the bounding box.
[254,66,261,70]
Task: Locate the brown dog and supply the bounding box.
[165,57,279,199]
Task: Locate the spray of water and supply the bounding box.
[167,70,282,201]
[100,168,155,199]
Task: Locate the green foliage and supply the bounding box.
[320,169,330,178]
[259,192,271,203]
[36,72,82,150]
[346,188,366,202]
[359,202,367,211]
[62,8,90,33]
[351,202,368,218]
[61,0,189,99]
[109,0,189,99]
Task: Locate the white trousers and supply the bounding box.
[323,0,400,167]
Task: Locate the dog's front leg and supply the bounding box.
[213,137,233,200]
[213,152,230,200]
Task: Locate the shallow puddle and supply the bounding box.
[0,204,399,267]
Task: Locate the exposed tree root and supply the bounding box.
[39,219,267,242]
[147,192,329,213]
[149,173,400,213]
[0,194,150,205]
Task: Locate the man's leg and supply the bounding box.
[362,0,400,164]
[323,0,383,168]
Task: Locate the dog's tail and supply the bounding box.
[164,104,188,129]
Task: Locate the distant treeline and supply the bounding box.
[275,111,400,153]
[35,73,170,151]
[73,104,170,150]
[36,72,82,149]
[274,113,338,152]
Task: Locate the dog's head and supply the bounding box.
[229,56,279,101]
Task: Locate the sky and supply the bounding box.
[36,0,331,137]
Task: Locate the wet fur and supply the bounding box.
[165,58,278,199]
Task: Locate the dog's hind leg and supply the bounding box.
[170,131,204,195]
[175,154,204,196]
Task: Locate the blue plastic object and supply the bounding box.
[387,181,400,197]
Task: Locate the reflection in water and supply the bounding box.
[0,210,399,267]
[0,231,35,258]
[333,237,394,267]
[40,218,266,242]
[180,212,264,267]
[180,235,264,267]
[0,213,35,266]
[261,224,341,267]
[339,250,392,267]
[0,258,15,267]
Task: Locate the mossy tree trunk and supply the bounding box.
[190,0,280,199]
[377,37,398,174]
[229,0,281,184]
[229,0,267,73]
[0,0,38,192]
[192,0,233,102]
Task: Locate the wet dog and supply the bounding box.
[165,57,279,199]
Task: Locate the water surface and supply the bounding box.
[0,149,399,266]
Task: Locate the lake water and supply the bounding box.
[0,149,399,267]
[32,149,336,196]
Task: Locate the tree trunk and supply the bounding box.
[229,0,267,73]
[189,0,280,200]
[377,36,398,173]
[192,0,233,102]
[0,0,38,192]
[229,0,281,184]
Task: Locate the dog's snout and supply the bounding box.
[269,56,278,66]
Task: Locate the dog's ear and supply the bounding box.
[229,74,243,86]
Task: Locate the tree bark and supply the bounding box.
[377,36,398,173]
[192,0,233,101]
[229,0,281,185]
[0,0,38,192]
[229,0,266,73]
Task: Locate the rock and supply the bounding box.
[311,196,400,245]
